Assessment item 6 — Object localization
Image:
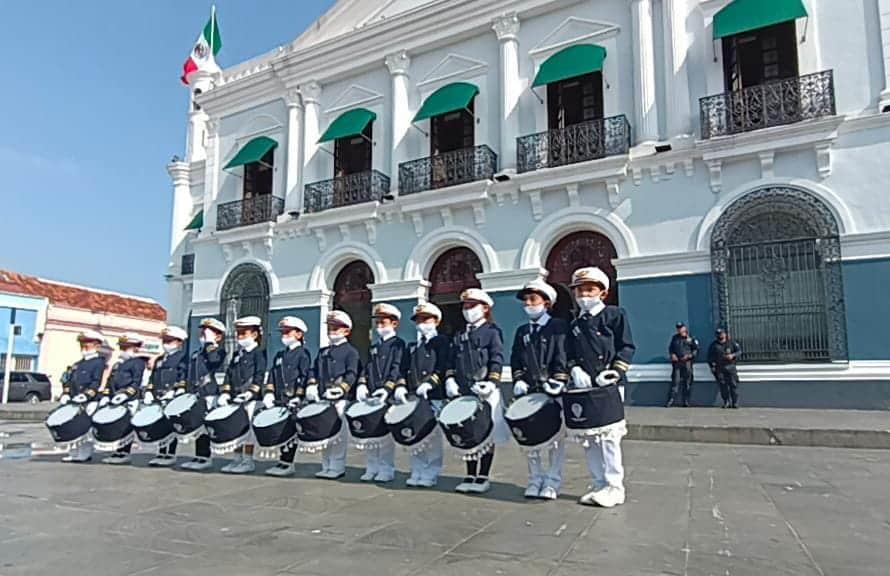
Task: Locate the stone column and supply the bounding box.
[186,71,214,162]
[301,82,323,190]
[284,89,305,213]
[879,0,890,111]
[493,14,521,172]
[167,162,192,255]
[630,0,660,145]
[662,0,693,140]
[201,117,220,231]
[386,51,412,195]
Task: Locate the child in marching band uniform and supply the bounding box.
[355,303,406,483]
[59,330,107,463]
[144,326,189,467]
[264,316,312,477]
[396,302,450,488]
[445,288,509,494]
[178,318,227,472]
[306,310,361,480]
[566,267,635,508]
[510,279,570,500]
[218,316,267,474]
[101,333,148,465]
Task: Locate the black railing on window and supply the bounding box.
[517,115,631,173]
[303,170,391,214]
[216,195,284,231]
[399,145,498,196]
[700,70,836,139]
[180,253,195,275]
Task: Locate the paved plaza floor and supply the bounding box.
[1,430,889,576]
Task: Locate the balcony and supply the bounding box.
[180,253,195,276]
[517,115,631,173]
[216,195,284,231]
[700,70,836,139]
[303,170,391,214]
[399,145,498,196]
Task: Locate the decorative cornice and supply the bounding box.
[167,161,191,186]
[614,251,711,281]
[368,280,431,303]
[492,13,520,41]
[384,51,411,76]
[300,81,322,104]
[840,230,890,262]
[477,268,547,292]
[270,289,331,310]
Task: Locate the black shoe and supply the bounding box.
[731,402,739,409]
[721,400,730,409]
[681,401,690,407]
[665,399,675,408]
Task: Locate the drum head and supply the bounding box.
[297,402,329,418]
[253,407,289,427]
[384,399,418,424]
[164,393,196,416]
[93,405,128,424]
[438,396,478,425]
[206,404,239,421]
[46,404,80,426]
[346,400,386,418]
[132,404,164,426]
[506,393,551,420]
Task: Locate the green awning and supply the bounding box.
[714,0,807,39]
[532,44,607,87]
[413,82,479,122]
[184,210,203,231]
[318,108,376,143]
[223,136,278,170]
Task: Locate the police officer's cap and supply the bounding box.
[162,326,188,341]
[460,288,494,307]
[569,267,610,291]
[676,322,686,329]
[411,302,442,322]
[715,327,727,335]
[118,332,144,348]
[327,310,353,330]
[372,303,401,321]
[278,316,308,333]
[516,279,557,304]
[77,329,106,344]
[200,318,227,334]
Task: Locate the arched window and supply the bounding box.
[333,261,375,361]
[711,187,847,363]
[428,247,483,336]
[545,231,618,320]
[220,263,270,355]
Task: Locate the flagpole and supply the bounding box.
[211,4,217,54]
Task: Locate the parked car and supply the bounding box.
[0,371,53,403]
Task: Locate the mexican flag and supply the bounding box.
[181,8,222,84]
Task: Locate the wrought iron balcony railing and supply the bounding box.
[216,195,284,231]
[303,170,391,214]
[399,145,498,196]
[180,253,195,276]
[700,70,836,139]
[517,115,631,173]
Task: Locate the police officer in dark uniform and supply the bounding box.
[59,330,108,462]
[396,302,450,488]
[144,325,189,467]
[305,310,362,479]
[708,328,741,409]
[101,333,148,465]
[264,316,312,477]
[667,322,699,407]
[177,318,227,471]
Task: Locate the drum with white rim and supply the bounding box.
[294,401,342,453]
[562,385,626,443]
[437,396,493,460]
[251,406,297,460]
[45,404,92,449]
[504,393,562,453]
[204,404,250,455]
[132,403,175,448]
[385,398,437,450]
[164,393,206,442]
[91,404,134,452]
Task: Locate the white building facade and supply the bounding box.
[166,0,890,408]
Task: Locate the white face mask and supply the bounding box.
[576,296,602,312]
[163,342,180,354]
[201,329,217,344]
[281,335,299,348]
[417,323,438,340]
[463,305,485,324]
[524,304,546,320]
[81,349,95,358]
[376,326,395,340]
[120,349,135,360]
[328,333,347,345]
[237,337,255,349]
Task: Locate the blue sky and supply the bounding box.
[0,0,334,306]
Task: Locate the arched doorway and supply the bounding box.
[333,261,375,361]
[711,186,847,363]
[220,263,270,356]
[428,247,483,336]
[545,231,618,321]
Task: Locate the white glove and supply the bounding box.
[217,393,230,406]
[72,394,88,404]
[571,366,593,389]
[356,384,369,402]
[595,369,621,387]
[543,378,565,396]
[235,391,253,404]
[306,385,320,403]
[174,387,186,396]
[160,390,175,401]
[98,396,110,407]
[262,393,275,409]
[393,387,408,404]
[473,381,495,398]
[287,396,302,408]
[143,391,155,405]
[59,394,71,405]
[416,382,433,399]
[445,377,460,398]
[372,388,389,403]
[324,387,344,401]
[513,380,529,397]
[111,393,129,406]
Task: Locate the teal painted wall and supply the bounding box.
[490,291,528,364]
[618,274,714,364]
[386,299,420,343]
[268,307,322,360]
[843,258,890,361]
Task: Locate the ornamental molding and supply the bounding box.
[397,179,491,215]
[325,84,384,116]
[368,280,431,303]
[477,268,548,292]
[613,251,711,281]
[269,289,331,310]
[417,53,489,90]
[529,16,620,59]
[627,361,890,383]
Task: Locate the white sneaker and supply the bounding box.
[221,454,242,473]
[189,457,212,471]
[360,470,377,482]
[455,477,475,493]
[592,486,625,508]
[579,485,606,506]
[524,484,542,499]
[406,475,421,487]
[417,477,438,488]
[539,486,558,500]
[468,477,491,494]
[230,458,255,474]
[265,462,295,477]
[374,472,394,483]
[315,467,331,479]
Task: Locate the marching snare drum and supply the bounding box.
[204,404,250,454]
[45,404,92,448]
[164,393,206,441]
[562,385,625,434]
[504,393,562,449]
[131,403,175,447]
[294,402,342,452]
[385,398,436,447]
[437,396,493,459]
[344,400,389,440]
[251,406,297,460]
[91,405,133,451]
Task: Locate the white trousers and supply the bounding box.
[322,400,348,474]
[68,441,94,460]
[363,439,395,478]
[527,441,566,491]
[409,429,444,482]
[584,435,624,490]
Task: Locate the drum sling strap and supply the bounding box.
[522,328,548,385]
[457,330,487,383]
[572,317,607,380]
